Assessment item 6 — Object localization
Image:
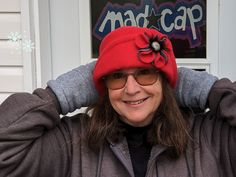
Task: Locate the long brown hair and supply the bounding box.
[85,73,189,159]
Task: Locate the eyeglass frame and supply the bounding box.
[103,68,161,90]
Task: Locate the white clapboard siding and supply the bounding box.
[0,0,21,12]
[0,14,21,39]
[0,93,12,104]
[0,41,22,65]
[0,0,26,104]
[0,67,23,92]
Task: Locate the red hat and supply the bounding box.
[93,26,177,95]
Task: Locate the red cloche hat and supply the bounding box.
[93,26,177,95]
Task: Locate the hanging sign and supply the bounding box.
[91,0,206,58]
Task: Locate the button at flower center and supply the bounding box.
[151,41,161,52]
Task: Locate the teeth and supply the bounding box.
[126,99,145,105]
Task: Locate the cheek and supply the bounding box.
[108,90,121,108]
[151,82,163,105]
[155,91,163,108]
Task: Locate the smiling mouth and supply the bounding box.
[124,98,148,105]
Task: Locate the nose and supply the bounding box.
[124,75,141,94]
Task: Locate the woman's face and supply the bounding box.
[107,68,163,127]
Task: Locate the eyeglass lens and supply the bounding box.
[104,68,159,90]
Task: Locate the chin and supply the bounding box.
[127,118,152,127]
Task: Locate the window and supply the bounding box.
[79,0,218,74]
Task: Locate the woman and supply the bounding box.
[0,26,235,177]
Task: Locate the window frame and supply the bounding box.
[78,0,219,74]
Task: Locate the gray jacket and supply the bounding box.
[0,78,235,177]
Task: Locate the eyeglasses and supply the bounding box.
[103,68,160,90]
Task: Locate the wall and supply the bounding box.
[0,0,23,103]
[37,0,236,87]
[40,0,236,82]
[49,0,81,79]
[0,0,38,104]
[219,0,236,81]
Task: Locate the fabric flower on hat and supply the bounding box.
[135,30,171,68]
